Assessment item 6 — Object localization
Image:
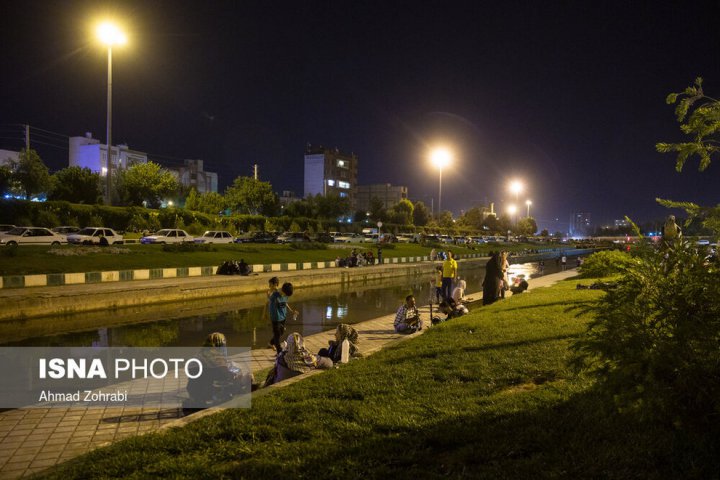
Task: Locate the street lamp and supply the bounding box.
[430,148,452,217]
[97,21,127,205]
[525,199,532,218]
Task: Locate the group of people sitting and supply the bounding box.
[336,248,375,268]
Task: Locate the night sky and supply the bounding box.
[1,0,718,232]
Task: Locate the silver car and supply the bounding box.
[140,229,194,244]
[67,227,124,245]
[194,231,235,244]
[0,227,66,247]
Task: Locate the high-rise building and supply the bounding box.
[69,132,147,175]
[355,184,408,212]
[570,212,592,237]
[303,144,358,210]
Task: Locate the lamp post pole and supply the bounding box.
[105,45,113,205]
[437,166,443,217]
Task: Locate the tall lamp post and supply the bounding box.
[508,179,524,224]
[526,199,532,218]
[97,22,127,205]
[430,148,452,217]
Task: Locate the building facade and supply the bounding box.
[355,183,408,212]
[303,145,358,210]
[168,159,218,193]
[569,212,592,237]
[69,133,147,175]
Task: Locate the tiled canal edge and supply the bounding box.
[0,248,591,290]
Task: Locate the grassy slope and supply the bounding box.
[35,279,716,479]
[0,243,508,276]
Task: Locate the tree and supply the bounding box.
[412,201,430,226]
[437,211,454,228]
[116,161,179,208]
[482,215,501,234]
[225,176,279,216]
[0,164,12,196]
[368,196,387,222]
[11,148,51,199]
[388,199,414,225]
[516,217,538,236]
[457,207,484,230]
[285,197,316,218]
[657,78,720,236]
[48,166,102,204]
[185,189,227,215]
[656,77,719,172]
[315,193,350,219]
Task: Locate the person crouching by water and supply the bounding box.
[269,282,299,354]
[394,294,423,333]
[267,332,333,385]
[318,323,361,363]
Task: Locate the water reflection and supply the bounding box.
[1,260,562,349]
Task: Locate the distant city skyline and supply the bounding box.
[2,1,718,230]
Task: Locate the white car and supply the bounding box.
[334,233,362,243]
[363,233,380,243]
[0,227,66,247]
[140,229,194,244]
[194,231,235,244]
[67,227,124,245]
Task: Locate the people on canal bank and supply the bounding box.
[441,250,458,301]
[538,260,545,275]
[452,278,467,304]
[500,251,510,299]
[238,258,251,276]
[394,294,423,333]
[269,282,298,354]
[185,332,254,407]
[510,275,529,294]
[433,265,444,303]
[437,297,468,322]
[267,332,333,385]
[482,252,504,305]
[377,245,383,265]
[430,248,437,261]
[318,323,361,363]
[264,276,281,348]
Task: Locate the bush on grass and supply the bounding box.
[161,243,216,253]
[578,249,637,278]
[572,239,720,429]
[289,242,327,250]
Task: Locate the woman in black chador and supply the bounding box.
[482,252,504,305]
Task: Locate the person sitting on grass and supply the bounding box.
[438,298,468,322]
[510,275,529,294]
[452,278,467,304]
[394,294,423,333]
[318,323,361,362]
[267,332,333,385]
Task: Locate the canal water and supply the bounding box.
[1,259,569,349]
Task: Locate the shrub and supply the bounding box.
[578,249,637,278]
[289,242,327,250]
[572,239,720,429]
[161,243,215,253]
[33,209,60,227]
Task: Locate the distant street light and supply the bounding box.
[430,148,452,217]
[508,180,524,224]
[97,21,127,205]
[526,199,532,218]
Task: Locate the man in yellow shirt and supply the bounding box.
[441,250,458,300]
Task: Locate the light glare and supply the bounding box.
[97,22,127,46]
[430,148,452,169]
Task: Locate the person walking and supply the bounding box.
[561,255,567,271]
[441,250,458,301]
[264,277,280,349]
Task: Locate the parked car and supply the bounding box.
[0,227,66,247]
[363,233,380,243]
[379,233,397,243]
[140,229,194,244]
[67,227,124,245]
[234,231,277,243]
[0,224,16,233]
[314,232,335,243]
[396,233,418,243]
[52,226,82,235]
[276,232,311,244]
[334,233,362,243]
[194,230,235,244]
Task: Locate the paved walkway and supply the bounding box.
[0,269,579,478]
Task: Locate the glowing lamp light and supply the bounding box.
[430,148,452,169]
[507,204,518,215]
[97,22,127,46]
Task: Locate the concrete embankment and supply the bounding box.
[0,260,448,322]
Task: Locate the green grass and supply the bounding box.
[34,279,718,479]
[0,242,528,276]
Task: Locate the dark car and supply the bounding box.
[314,233,335,243]
[234,232,277,243]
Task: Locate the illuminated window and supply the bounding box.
[338,181,350,189]
[339,192,348,198]
[337,160,347,168]
[327,179,335,186]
